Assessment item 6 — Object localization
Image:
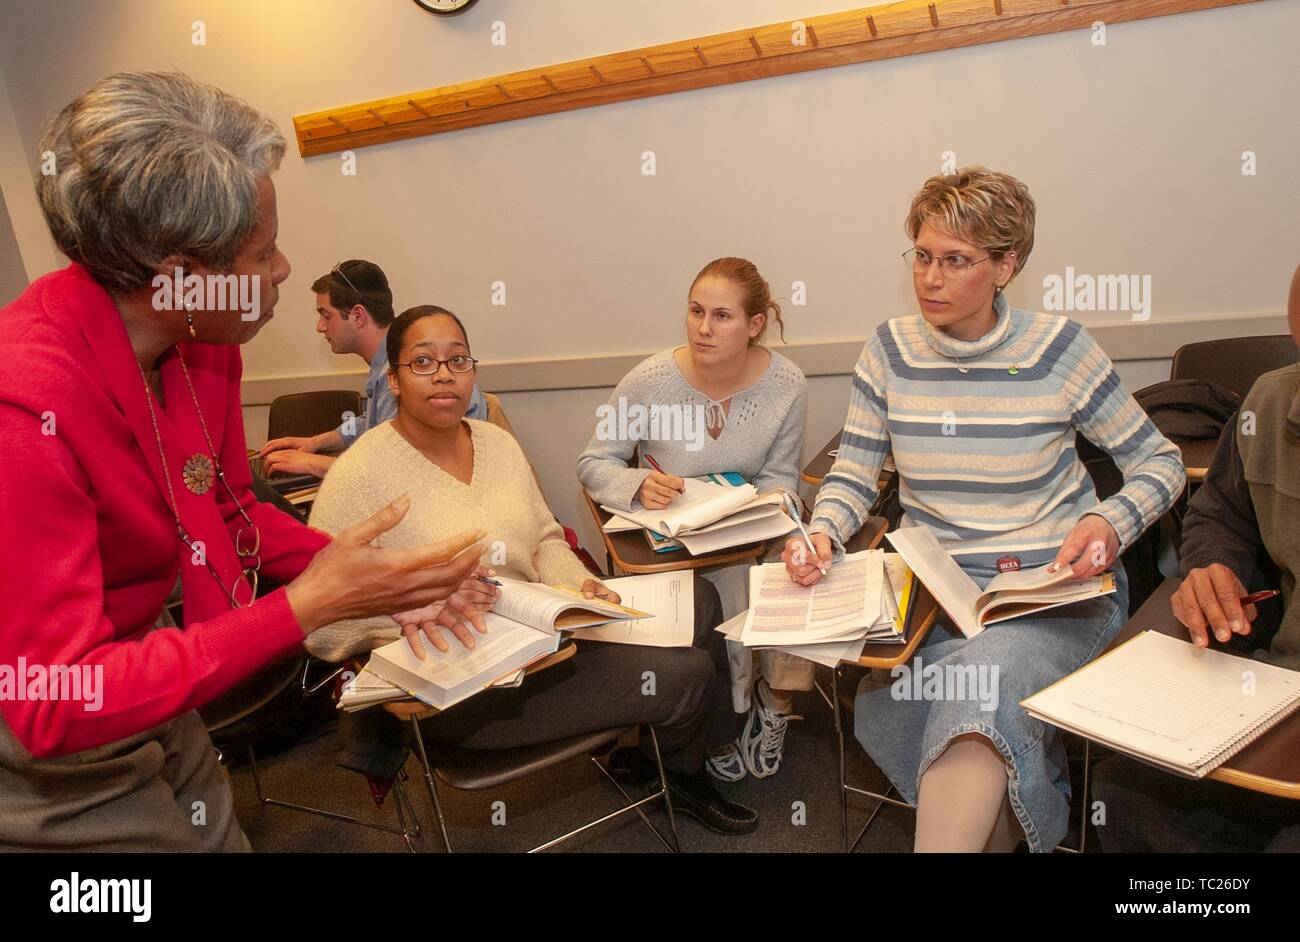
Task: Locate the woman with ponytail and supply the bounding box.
[578,257,809,784]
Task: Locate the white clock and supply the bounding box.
[412,0,480,15]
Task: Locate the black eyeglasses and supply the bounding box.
[397,353,478,375]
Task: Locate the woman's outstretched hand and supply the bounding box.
[286,495,486,635]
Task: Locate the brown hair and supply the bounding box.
[311,259,395,327]
[690,257,785,344]
[905,166,1036,280]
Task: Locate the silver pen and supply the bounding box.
[782,492,828,574]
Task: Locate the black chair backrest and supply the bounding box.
[268,390,363,441]
[1170,335,1297,400]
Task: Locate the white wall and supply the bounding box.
[1,0,1295,559]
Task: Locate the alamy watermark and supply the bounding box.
[594,397,707,452]
[0,659,104,712]
[1042,267,1151,321]
[151,267,261,321]
[890,656,1000,712]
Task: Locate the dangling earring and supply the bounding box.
[184,305,197,339]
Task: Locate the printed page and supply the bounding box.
[740,550,883,646]
[886,526,982,638]
[570,570,692,647]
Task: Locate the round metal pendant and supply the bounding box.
[182,453,215,495]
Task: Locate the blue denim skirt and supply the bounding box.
[854,562,1129,852]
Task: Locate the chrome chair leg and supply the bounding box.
[833,667,849,853]
[247,743,417,841]
[409,716,453,853]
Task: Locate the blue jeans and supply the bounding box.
[854,563,1129,852]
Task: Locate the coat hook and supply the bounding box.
[541,73,561,92]
[494,82,516,100]
[328,115,349,132]
[749,35,763,57]
[866,15,878,37]
[640,56,657,74]
[807,24,820,46]
[994,0,1003,14]
[929,4,940,27]
[366,108,389,125]
[589,64,607,83]
[694,44,710,66]
[407,99,433,117]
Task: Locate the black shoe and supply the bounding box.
[607,745,659,786]
[665,770,759,835]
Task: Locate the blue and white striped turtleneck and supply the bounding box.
[811,293,1185,569]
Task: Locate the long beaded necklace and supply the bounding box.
[138,354,262,608]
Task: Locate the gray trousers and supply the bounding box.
[0,709,248,852]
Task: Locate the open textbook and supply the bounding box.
[360,579,651,711]
[1022,631,1300,778]
[885,526,1116,638]
[602,477,795,554]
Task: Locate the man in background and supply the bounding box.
[261,259,487,477]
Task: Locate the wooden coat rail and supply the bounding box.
[293,0,1264,156]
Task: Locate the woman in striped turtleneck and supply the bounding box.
[785,167,1184,852]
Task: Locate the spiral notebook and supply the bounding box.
[1021,631,1300,778]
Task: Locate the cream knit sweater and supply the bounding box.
[304,419,593,662]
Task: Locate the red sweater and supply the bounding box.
[0,265,329,758]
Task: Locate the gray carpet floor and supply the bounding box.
[227,666,917,853]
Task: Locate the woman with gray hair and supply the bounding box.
[0,71,491,851]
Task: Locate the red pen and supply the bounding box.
[1239,589,1280,605]
[643,453,685,493]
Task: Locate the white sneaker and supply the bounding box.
[705,741,747,782]
[740,695,793,779]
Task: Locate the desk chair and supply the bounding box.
[387,644,683,853]
[1170,335,1297,400]
[267,390,363,440]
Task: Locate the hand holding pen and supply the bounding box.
[1171,561,1278,649]
[637,452,686,510]
[779,491,833,584]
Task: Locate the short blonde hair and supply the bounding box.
[36,71,285,293]
[905,166,1036,279]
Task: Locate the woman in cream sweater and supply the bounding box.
[306,305,758,835]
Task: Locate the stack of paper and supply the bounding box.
[602,477,795,555]
[714,550,912,667]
